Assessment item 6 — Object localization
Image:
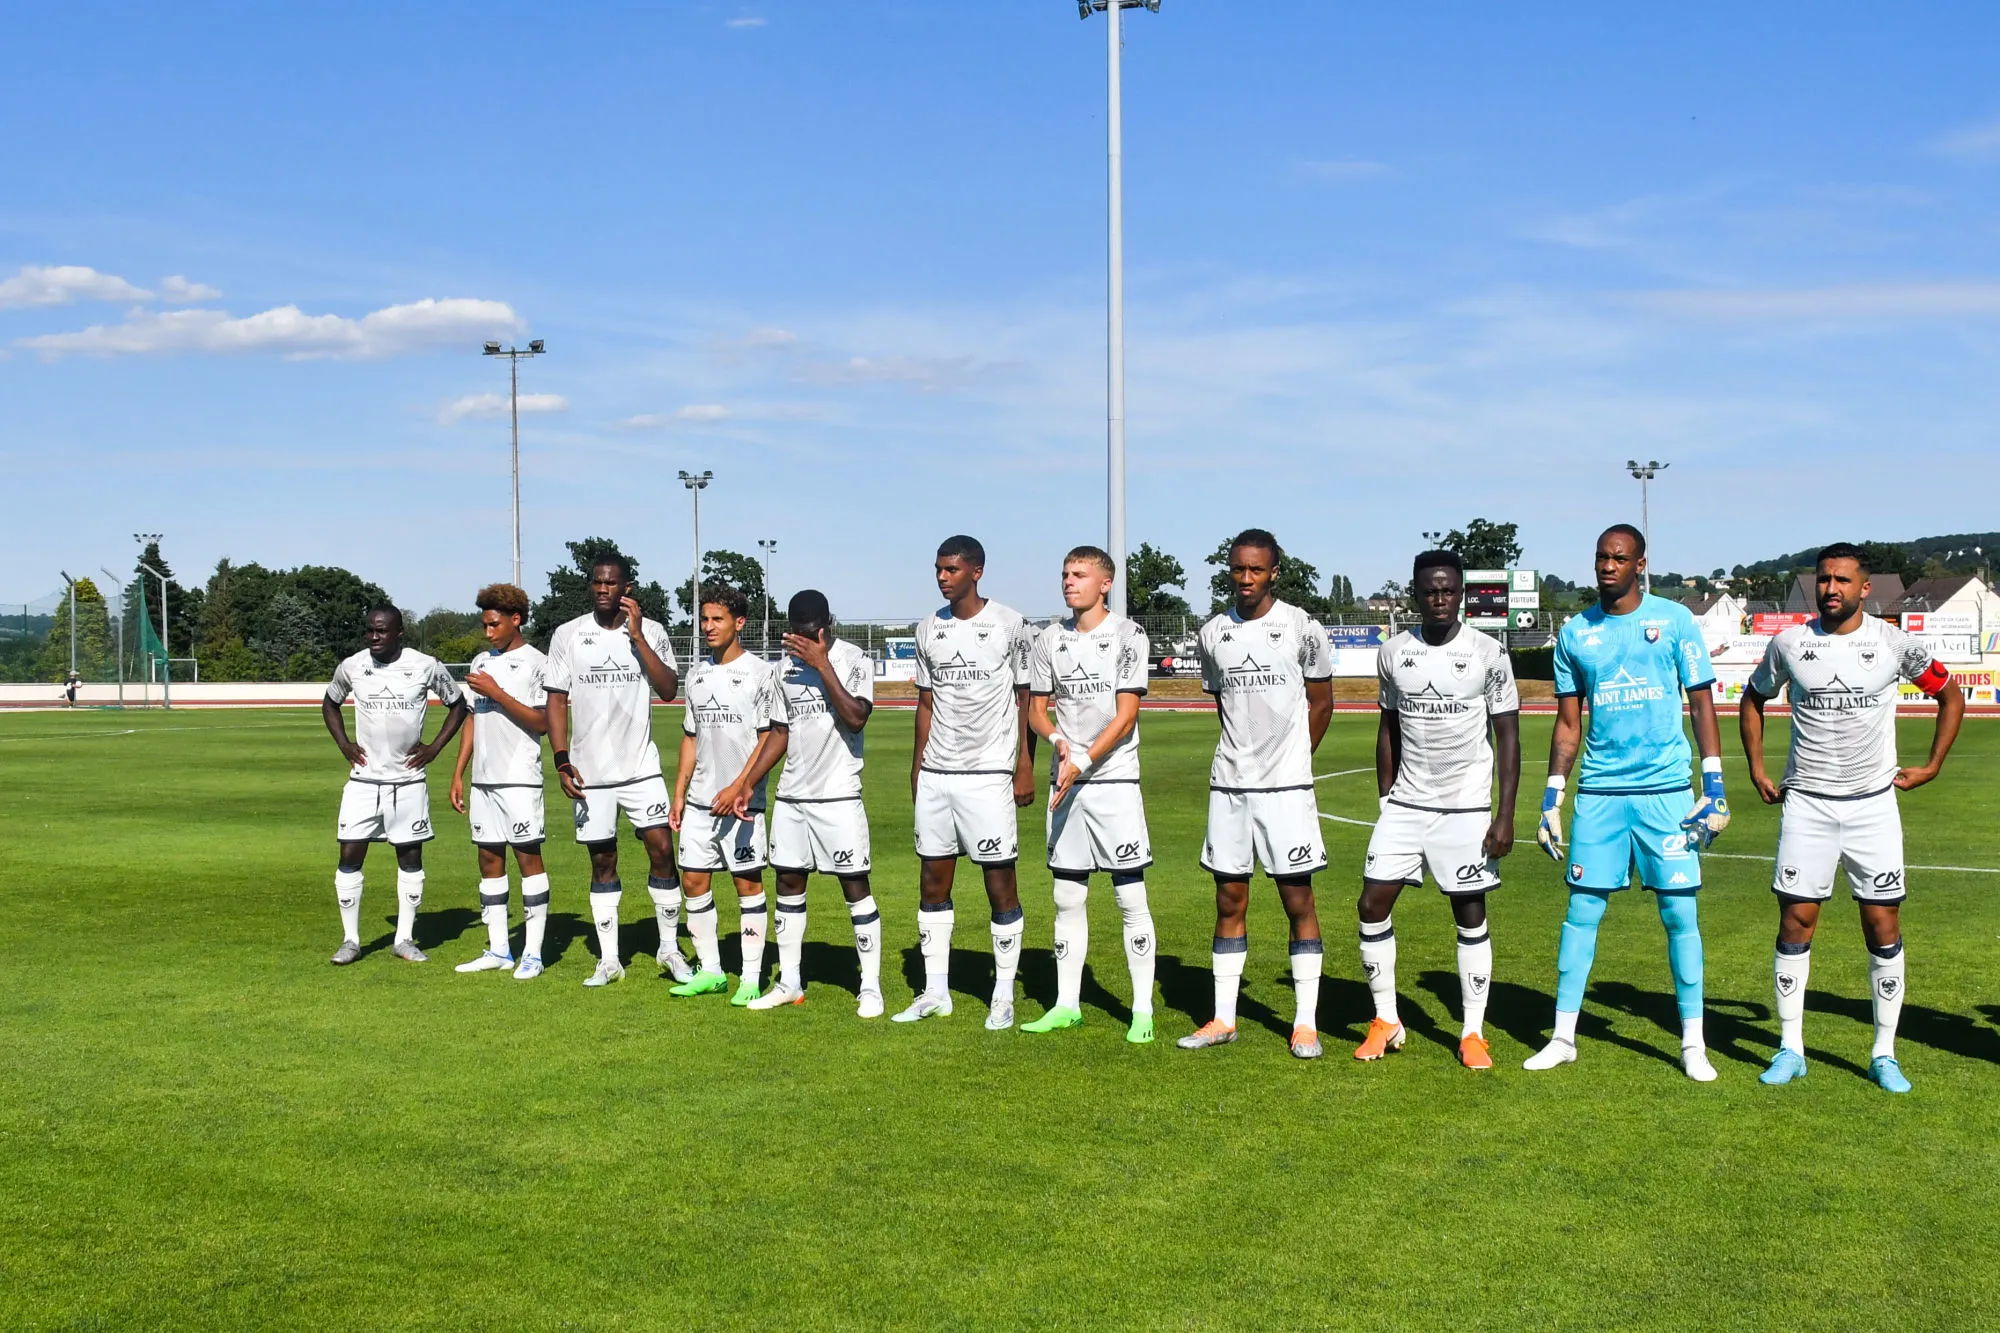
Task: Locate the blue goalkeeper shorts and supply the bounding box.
[1567,790,1702,893]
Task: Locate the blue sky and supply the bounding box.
[8,2,2000,617]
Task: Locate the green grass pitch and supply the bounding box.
[3,707,1998,1330]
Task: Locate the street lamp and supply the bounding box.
[679,470,712,664]
[1624,460,1668,593]
[99,567,128,708]
[134,532,171,709]
[757,538,778,654]
[59,571,77,680]
[483,339,547,590]
[1080,0,1162,615]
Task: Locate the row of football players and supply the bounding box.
[319,527,1963,1088]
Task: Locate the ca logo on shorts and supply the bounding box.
[735,845,754,862]
[1455,864,1485,884]
[1116,841,1142,861]
[411,819,431,836]
[978,837,1004,855]
[1287,844,1313,865]
[648,802,669,817]
[573,801,590,829]
[512,820,530,836]
[1873,870,1903,890]
[1662,833,1689,857]
[833,850,855,866]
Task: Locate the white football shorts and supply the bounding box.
[1772,788,1906,904]
[468,784,546,847]
[914,770,1019,865]
[770,797,872,877]
[1201,787,1326,879]
[337,779,436,846]
[678,801,769,875]
[571,774,673,845]
[1363,801,1500,895]
[1047,781,1151,875]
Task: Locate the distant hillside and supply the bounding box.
[1736,532,1999,578]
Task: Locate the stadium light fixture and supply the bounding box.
[1080,0,1162,615]
[134,535,172,709]
[1624,460,1668,593]
[482,339,547,590]
[757,538,777,653]
[679,470,713,664]
[98,567,128,708]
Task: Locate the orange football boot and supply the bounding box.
[1458,1032,1494,1070]
[1353,1017,1407,1061]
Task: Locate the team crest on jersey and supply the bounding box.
[1644,627,1661,643]
[1267,629,1284,644]
[1568,864,1584,882]
[1779,866,1799,888]
[1451,658,1470,678]
[1859,648,1877,669]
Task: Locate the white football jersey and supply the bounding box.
[325,648,462,785]
[1198,600,1332,791]
[543,612,679,786]
[1748,615,1945,798]
[915,600,1033,774]
[1378,627,1519,812]
[465,643,548,787]
[1028,612,1149,783]
[681,652,785,809]
[775,637,874,801]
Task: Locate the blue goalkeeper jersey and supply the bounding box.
[1552,594,1715,795]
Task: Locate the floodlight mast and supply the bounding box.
[1624,459,1668,593]
[135,532,170,709]
[1081,0,1161,615]
[483,339,547,590]
[679,470,713,664]
[757,538,777,654]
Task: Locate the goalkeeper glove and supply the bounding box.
[1681,758,1731,850]
[1536,776,1567,862]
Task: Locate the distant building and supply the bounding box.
[1894,575,2000,626]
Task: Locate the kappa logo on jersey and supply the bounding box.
[1400,656,1417,668]
[1115,840,1143,861]
[1776,972,1799,997]
[1779,865,1800,888]
[1878,975,1901,1001]
[977,836,1004,856]
[1582,634,1603,647]
[1873,870,1904,890]
[832,849,855,867]
[1800,648,1819,663]
[1669,872,1691,885]
[1220,631,1234,643]
[1454,863,1485,884]
[1130,933,1152,957]
[1286,843,1314,865]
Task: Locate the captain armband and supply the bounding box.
[1914,660,1951,698]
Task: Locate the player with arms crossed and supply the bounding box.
[1358,550,1520,1069]
[1179,529,1334,1058]
[544,552,682,988]
[896,535,1037,1028]
[447,583,553,978]
[668,584,786,1004]
[1022,546,1160,1042]
[1528,524,1730,1081]
[322,606,467,965]
[732,590,885,1016]
[1741,543,1964,1093]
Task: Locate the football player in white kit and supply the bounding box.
[446,583,554,979]
[1022,546,1159,1042]
[668,584,787,1006]
[894,535,1038,1029]
[1356,550,1520,1069]
[1740,543,1964,1094]
[1179,530,1335,1059]
[543,553,682,989]
[729,590,884,1017]
[321,606,467,965]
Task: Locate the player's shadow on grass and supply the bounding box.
[1009,946,1137,1023]
[1153,953,1292,1040]
[1584,980,1773,1068]
[411,907,480,954]
[1812,991,2000,1064]
[800,941,862,998]
[538,912,590,968]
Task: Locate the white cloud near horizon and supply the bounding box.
[438,390,569,423]
[17,296,522,359]
[1624,281,2000,321]
[160,275,223,303]
[1929,114,2000,162]
[0,264,152,309]
[725,16,767,28]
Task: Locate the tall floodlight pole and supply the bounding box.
[483,339,547,589]
[59,572,77,678]
[679,470,712,664]
[99,567,127,708]
[135,534,171,709]
[1082,0,1161,615]
[757,538,777,654]
[1624,460,1668,593]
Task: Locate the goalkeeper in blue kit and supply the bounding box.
[1527,525,1731,1081]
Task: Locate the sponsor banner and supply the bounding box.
[1706,635,1774,665]
[1901,668,1997,704]
[1902,611,1978,637]
[1749,612,1812,635]
[1325,625,1386,648]
[876,659,918,681]
[1150,655,1204,679]
[1332,648,1380,678]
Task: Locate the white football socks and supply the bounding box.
[1359,916,1398,1024]
[1552,1009,1580,1044]
[1682,1015,1706,1050]
[848,895,883,993]
[1775,941,1810,1054]
[478,876,510,957]
[775,892,807,990]
[334,868,364,944]
[395,869,424,944]
[1289,938,1324,1031]
[520,873,551,959]
[1870,939,1905,1060]
[1113,881,1155,1016]
[588,879,622,965]
[686,891,723,974]
[991,907,1025,1005]
[647,875,682,955]
[738,892,768,988]
[1051,880,1090,1010]
[918,901,954,996]
[1211,935,1248,1028]
[1457,923,1493,1038]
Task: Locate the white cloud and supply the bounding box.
[1930,115,2000,162]
[0,264,152,309]
[726,16,767,27]
[18,296,521,359]
[676,403,732,422]
[160,275,223,303]
[614,413,668,429]
[1292,159,1390,184]
[1624,282,2000,321]
[438,391,568,424]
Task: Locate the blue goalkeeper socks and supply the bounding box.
[1554,891,1609,1013]
[1656,892,1705,1021]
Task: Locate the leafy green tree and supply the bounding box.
[1125,543,1191,617]
[529,538,674,649]
[287,566,392,660]
[125,539,203,663]
[1441,518,1524,571]
[673,549,774,624]
[1328,574,1355,610]
[38,578,113,681]
[1204,537,1333,617]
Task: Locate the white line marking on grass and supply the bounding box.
[0,722,304,743]
[1704,851,2000,875]
[1319,812,1378,828]
[1314,768,1373,781]
[0,728,138,742]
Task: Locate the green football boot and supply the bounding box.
[668,969,729,998]
[729,978,762,1007]
[1126,1013,1155,1044]
[1022,1004,1083,1034]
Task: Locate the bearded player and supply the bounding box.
[1527,524,1730,1081]
[1022,546,1159,1042]
[1357,550,1520,1069]
[895,535,1037,1028]
[1741,543,1964,1093]
[1179,529,1334,1059]
[543,552,682,988]
[446,583,553,978]
[322,606,467,964]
